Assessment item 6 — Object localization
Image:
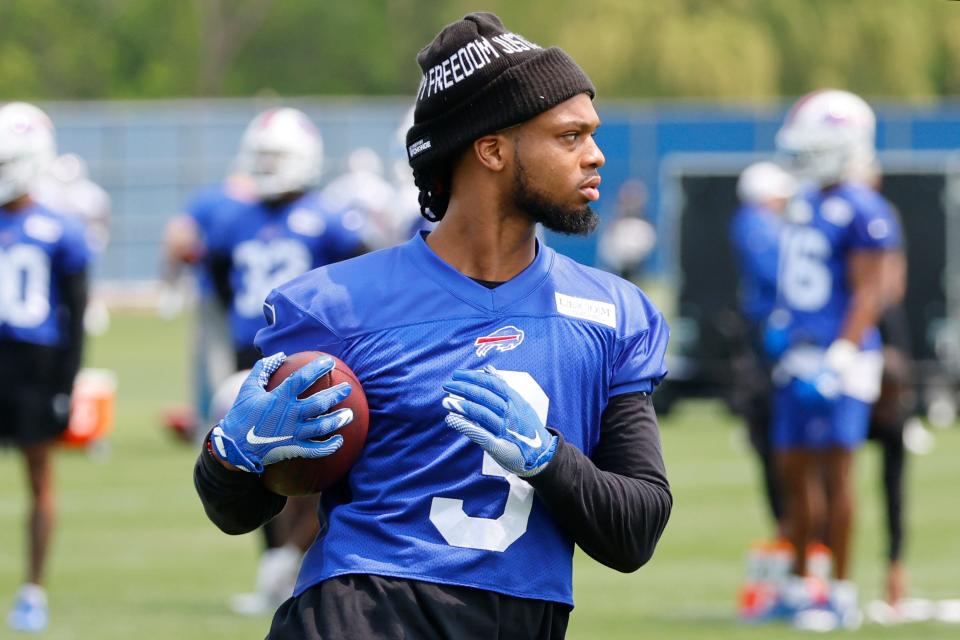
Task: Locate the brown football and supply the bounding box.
[260,351,368,496]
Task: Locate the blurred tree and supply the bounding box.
[0,0,958,100]
[194,0,276,95]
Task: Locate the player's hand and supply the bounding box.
[793,339,857,407]
[792,369,841,407]
[441,365,557,477]
[209,353,353,473]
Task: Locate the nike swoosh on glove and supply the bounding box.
[441,365,558,477]
[210,352,353,473]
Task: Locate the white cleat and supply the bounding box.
[7,584,49,633]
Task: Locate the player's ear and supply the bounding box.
[473,134,510,173]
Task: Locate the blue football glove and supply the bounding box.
[792,368,841,408]
[209,352,353,473]
[791,340,857,408]
[441,365,558,477]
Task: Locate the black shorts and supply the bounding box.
[0,340,68,446]
[268,574,571,640]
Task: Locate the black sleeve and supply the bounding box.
[193,434,287,535]
[56,269,88,393]
[208,252,233,310]
[526,392,672,573]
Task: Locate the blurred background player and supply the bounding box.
[732,158,920,623]
[204,106,369,615]
[769,89,901,630]
[728,161,795,541]
[320,146,399,249]
[206,106,369,370]
[161,171,255,442]
[0,101,91,633]
[596,179,656,283]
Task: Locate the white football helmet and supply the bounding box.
[237,107,322,200]
[776,89,876,186]
[0,102,57,205]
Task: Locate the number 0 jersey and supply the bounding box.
[255,232,669,606]
[0,202,90,346]
[207,191,366,350]
[776,183,901,350]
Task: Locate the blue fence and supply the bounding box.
[41,97,960,284]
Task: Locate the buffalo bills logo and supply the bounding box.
[474,326,524,357]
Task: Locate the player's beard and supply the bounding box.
[512,153,599,236]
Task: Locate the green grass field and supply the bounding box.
[1,310,958,639]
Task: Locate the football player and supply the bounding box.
[0,102,90,633]
[195,13,672,639]
[204,106,369,616]
[769,89,901,630]
[728,161,795,541]
[206,106,368,372]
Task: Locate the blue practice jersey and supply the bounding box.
[775,183,901,350]
[255,232,669,606]
[729,203,784,327]
[0,202,90,346]
[208,191,365,350]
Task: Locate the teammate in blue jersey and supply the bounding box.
[0,102,90,633]
[770,89,902,630]
[730,163,794,330]
[207,190,366,368]
[728,161,794,540]
[206,107,367,371]
[195,13,672,639]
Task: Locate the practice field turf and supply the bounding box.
[1,310,958,639]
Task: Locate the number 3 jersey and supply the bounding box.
[0,202,90,346]
[255,232,669,606]
[776,183,901,351]
[207,191,366,351]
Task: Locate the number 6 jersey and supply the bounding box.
[0,202,89,346]
[255,232,669,606]
[776,183,901,351]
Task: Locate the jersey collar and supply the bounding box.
[405,231,554,313]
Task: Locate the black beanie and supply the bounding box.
[405,12,595,171]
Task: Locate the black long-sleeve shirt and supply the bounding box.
[195,391,671,572]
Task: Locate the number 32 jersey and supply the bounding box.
[255,232,669,606]
[776,183,901,350]
[207,192,365,350]
[0,203,89,346]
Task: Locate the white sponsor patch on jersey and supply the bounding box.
[23,215,63,243]
[554,292,617,329]
[868,217,890,240]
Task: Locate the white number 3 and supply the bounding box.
[429,370,549,552]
